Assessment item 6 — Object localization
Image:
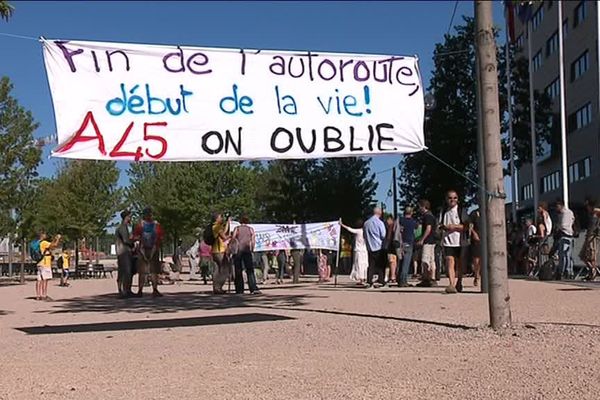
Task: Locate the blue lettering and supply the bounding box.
[105,83,194,116]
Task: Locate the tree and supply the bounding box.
[261,158,377,224]
[127,161,264,246]
[0,1,14,21]
[398,17,552,211]
[0,76,41,237]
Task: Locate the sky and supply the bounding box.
[0,0,505,209]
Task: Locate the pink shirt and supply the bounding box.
[200,241,212,258]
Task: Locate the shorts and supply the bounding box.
[387,253,397,264]
[443,246,461,259]
[62,269,69,278]
[137,249,161,275]
[421,244,436,275]
[37,267,52,281]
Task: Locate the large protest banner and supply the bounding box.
[42,39,425,161]
[230,221,341,252]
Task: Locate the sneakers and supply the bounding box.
[445,285,457,294]
[416,280,433,287]
[398,282,413,288]
[250,290,262,295]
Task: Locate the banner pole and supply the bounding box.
[334,218,342,287]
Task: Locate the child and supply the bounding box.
[59,248,71,287]
[318,250,331,283]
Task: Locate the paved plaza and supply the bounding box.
[1,276,599,400]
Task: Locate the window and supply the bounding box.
[570,50,589,81]
[516,34,525,49]
[563,19,569,38]
[546,31,558,57]
[574,1,587,28]
[568,157,592,183]
[541,171,561,193]
[545,78,560,100]
[522,183,534,200]
[532,6,544,31]
[533,50,543,71]
[568,102,593,132]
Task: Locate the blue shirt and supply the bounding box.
[363,215,387,251]
[399,217,418,245]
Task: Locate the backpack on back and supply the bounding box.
[203,223,216,246]
[30,239,43,263]
[141,221,157,249]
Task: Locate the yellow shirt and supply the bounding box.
[341,242,352,258]
[212,222,226,253]
[62,253,70,270]
[38,240,52,269]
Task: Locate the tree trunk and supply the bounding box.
[475,0,511,329]
[20,238,25,284]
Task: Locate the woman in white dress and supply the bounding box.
[342,221,368,285]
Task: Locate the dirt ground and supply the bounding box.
[1,274,599,400]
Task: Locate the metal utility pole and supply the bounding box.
[527,14,539,222]
[392,167,398,219]
[557,0,569,207]
[475,0,511,329]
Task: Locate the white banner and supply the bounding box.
[231,221,341,252]
[42,39,425,161]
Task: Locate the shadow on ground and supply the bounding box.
[16,313,294,335]
[37,291,318,315]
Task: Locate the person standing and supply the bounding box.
[34,232,61,301]
[580,200,600,280]
[116,210,134,297]
[416,200,438,287]
[133,207,164,298]
[342,220,368,285]
[199,239,213,284]
[260,251,270,284]
[210,213,231,294]
[383,214,399,284]
[469,210,482,287]
[275,249,287,284]
[232,215,261,294]
[59,247,71,287]
[363,207,387,288]
[172,238,183,281]
[187,234,201,281]
[398,207,418,287]
[339,237,352,275]
[554,200,575,280]
[439,190,467,294]
[537,202,553,239]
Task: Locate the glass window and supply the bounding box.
[533,50,543,71]
[571,50,589,81]
[545,78,560,100]
[574,1,587,28]
[532,6,544,31]
[546,31,559,57]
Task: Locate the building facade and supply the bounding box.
[514,1,599,217]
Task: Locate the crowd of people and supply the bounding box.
[30,189,599,301]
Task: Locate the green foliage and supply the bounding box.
[0,1,14,21]
[0,76,41,236]
[399,17,552,211]
[262,158,377,224]
[32,160,122,240]
[126,162,264,242]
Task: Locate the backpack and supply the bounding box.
[141,221,157,249]
[30,239,43,263]
[203,223,216,246]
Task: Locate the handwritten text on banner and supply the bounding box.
[43,39,425,161]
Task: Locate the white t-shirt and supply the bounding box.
[526,225,537,238]
[442,206,462,248]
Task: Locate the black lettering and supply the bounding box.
[323,126,345,153]
[296,128,316,153]
[367,125,375,151]
[353,61,370,82]
[288,56,305,78]
[270,55,285,76]
[339,59,354,83]
[376,123,395,151]
[106,50,130,72]
[91,50,101,72]
[224,127,242,155]
[239,49,246,75]
[187,52,212,75]
[349,126,363,151]
[202,131,224,154]
[163,46,185,73]
[372,60,387,83]
[317,59,337,81]
[271,127,294,153]
[306,51,318,81]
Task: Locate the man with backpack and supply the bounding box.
[132,207,164,297]
[32,231,62,301]
[205,212,231,294]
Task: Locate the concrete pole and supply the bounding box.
[475,0,512,329]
